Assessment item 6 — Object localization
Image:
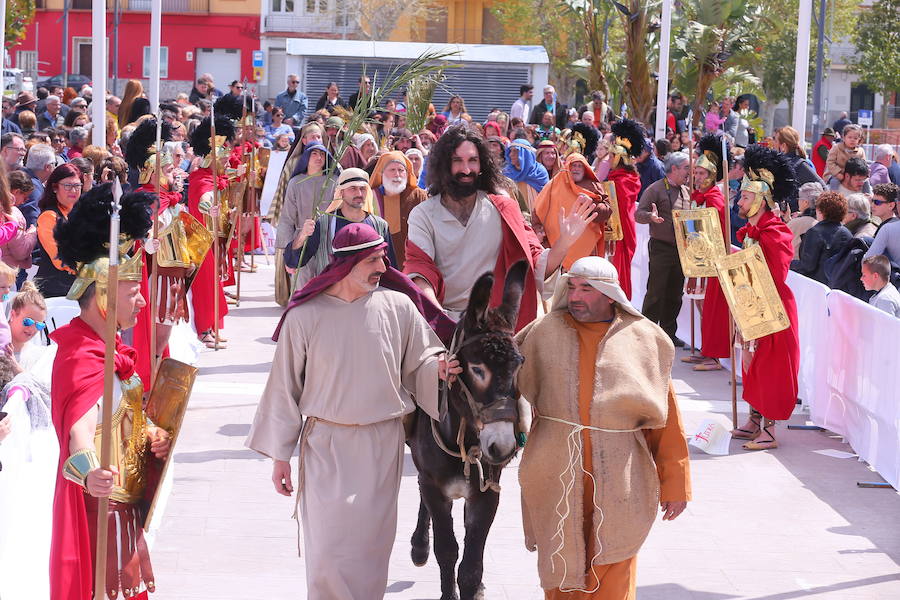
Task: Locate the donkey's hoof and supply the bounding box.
[440,593,459,600]
[410,544,429,567]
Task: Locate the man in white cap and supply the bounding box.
[515,256,691,599]
[285,167,395,280]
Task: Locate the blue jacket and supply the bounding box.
[19,167,43,227]
[275,89,308,124]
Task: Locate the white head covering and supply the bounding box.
[550,256,642,317]
[352,133,376,150]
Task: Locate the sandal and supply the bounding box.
[731,410,761,440]
[199,331,227,349]
[743,419,778,451]
[681,355,706,364]
[693,360,722,371]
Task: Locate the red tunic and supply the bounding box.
[403,194,545,332]
[695,185,731,359]
[736,211,800,420]
[607,168,640,299]
[49,318,139,600]
[188,167,229,333]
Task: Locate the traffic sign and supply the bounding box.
[253,67,263,82]
[858,109,873,127]
[252,51,264,68]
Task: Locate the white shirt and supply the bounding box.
[511,98,530,123]
[869,283,900,318]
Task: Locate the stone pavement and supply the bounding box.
[151,264,900,600]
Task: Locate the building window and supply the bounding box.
[143,46,169,78]
[303,0,327,14]
[272,0,294,12]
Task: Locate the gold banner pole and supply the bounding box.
[210,105,221,350]
[722,135,738,428]
[149,114,162,383]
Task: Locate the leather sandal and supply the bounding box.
[743,419,778,451]
[731,410,761,440]
[694,360,722,371]
[681,355,706,364]
[199,331,227,349]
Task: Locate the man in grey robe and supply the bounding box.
[246,222,457,599]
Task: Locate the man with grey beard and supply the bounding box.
[370,150,427,268]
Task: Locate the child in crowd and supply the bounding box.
[825,124,867,187]
[861,255,900,318]
[0,261,15,352]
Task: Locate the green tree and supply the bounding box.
[559,0,617,99]
[850,0,900,127]
[5,0,36,49]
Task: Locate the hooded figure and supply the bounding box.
[533,153,612,269]
[516,256,690,596]
[503,139,550,213]
[368,151,427,268]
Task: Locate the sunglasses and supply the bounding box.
[23,317,46,330]
[872,199,896,206]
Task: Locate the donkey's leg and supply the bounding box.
[410,495,431,567]
[420,479,460,600]
[457,489,500,600]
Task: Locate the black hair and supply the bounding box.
[426,124,505,197]
[844,157,869,177]
[520,84,533,96]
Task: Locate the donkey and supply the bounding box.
[408,261,528,600]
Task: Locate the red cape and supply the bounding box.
[404,194,544,332]
[49,318,138,600]
[736,211,800,419]
[607,168,640,299]
[694,186,732,358]
[188,167,229,333]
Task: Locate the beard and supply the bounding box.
[446,172,479,198]
[383,178,407,196]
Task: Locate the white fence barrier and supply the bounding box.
[631,224,900,489]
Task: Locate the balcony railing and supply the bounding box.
[264,13,355,35]
[106,0,209,13]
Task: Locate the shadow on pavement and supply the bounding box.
[218,423,251,437]
[175,448,263,463]
[199,362,273,375]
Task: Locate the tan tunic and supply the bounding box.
[516,309,691,591]
[246,289,444,600]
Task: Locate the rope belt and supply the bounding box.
[535,414,643,593]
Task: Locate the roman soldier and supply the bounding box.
[188,115,235,348]
[604,118,645,299]
[684,132,732,372]
[126,118,213,380]
[49,184,169,600]
[732,144,800,450]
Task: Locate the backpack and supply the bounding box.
[825,237,873,301]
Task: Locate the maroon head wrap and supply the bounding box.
[273,222,456,343]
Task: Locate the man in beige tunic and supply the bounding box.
[516,256,691,599]
[246,223,457,600]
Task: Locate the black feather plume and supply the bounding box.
[572,122,600,160]
[697,132,730,181]
[742,144,799,206]
[54,184,154,271]
[213,94,246,121]
[124,118,172,171]
[190,116,236,158]
[610,118,645,158]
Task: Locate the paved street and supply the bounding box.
[151,263,900,600]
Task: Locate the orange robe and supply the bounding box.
[545,315,691,600]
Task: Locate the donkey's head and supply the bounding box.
[449,260,528,465]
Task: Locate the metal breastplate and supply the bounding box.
[93,374,148,504]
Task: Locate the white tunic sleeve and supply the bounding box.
[246,310,307,461]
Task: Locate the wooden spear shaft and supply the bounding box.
[249,95,257,270]
[722,136,738,428]
[235,86,248,306]
[94,184,121,600]
[149,114,162,384]
[210,108,221,350]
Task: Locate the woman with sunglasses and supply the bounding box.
[34,164,83,298]
[4,281,48,371]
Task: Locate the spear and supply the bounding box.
[235,83,248,306]
[722,134,738,428]
[149,112,162,383]
[249,93,258,271]
[210,102,221,350]
[686,109,699,358]
[94,179,122,600]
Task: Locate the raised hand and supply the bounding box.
[557,195,599,247]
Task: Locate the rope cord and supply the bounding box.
[539,414,641,593]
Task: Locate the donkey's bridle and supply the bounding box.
[441,327,520,429]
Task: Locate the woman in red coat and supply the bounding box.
[188,115,234,348]
[732,145,800,451]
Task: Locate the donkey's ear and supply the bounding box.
[464,271,494,330]
[497,260,528,328]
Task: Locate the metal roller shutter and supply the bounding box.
[304,59,530,122]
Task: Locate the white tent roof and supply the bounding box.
[285,39,549,65]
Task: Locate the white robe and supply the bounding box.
[246,288,444,600]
